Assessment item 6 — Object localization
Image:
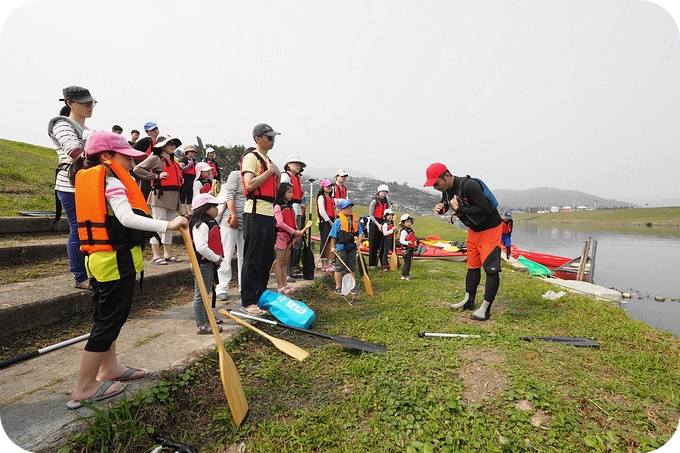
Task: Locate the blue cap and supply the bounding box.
[144,121,158,131]
[339,200,354,209]
[504,211,512,218]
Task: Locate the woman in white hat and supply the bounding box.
[133,134,184,265]
[281,154,306,278]
[367,184,390,268]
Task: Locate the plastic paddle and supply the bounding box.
[389,231,398,271]
[218,309,309,361]
[180,227,249,426]
[227,309,387,353]
[0,333,90,369]
[356,241,374,296]
[418,331,600,348]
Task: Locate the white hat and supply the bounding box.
[400,214,414,223]
[195,162,212,173]
[377,184,389,193]
[383,209,394,218]
[285,154,306,167]
[153,134,182,149]
[336,169,349,177]
[192,193,220,210]
[205,147,215,154]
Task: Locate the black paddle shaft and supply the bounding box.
[228,310,387,353]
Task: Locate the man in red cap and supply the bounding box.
[424,163,503,321]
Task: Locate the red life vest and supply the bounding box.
[240,150,277,202]
[196,176,212,194]
[182,157,196,176]
[502,219,513,235]
[75,160,152,255]
[287,172,303,204]
[191,217,224,262]
[317,194,335,220]
[153,155,183,194]
[401,227,416,249]
[205,159,218,178]
[332,183,347,199]
[383,220,395,239]
[277,204,297,235]
[373,196,389,220]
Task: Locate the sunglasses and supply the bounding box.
[78,101,98,107]
[261,135,275,141]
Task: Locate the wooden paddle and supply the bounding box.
[179,227,248,426]
[356,240,374,297]
[389,229,398,271]
[218,310,309,361]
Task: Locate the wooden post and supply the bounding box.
[589,240,598,284]
[577,237,591,282]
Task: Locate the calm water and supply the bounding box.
[511,224,680,336]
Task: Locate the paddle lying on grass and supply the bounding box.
[227,309,387,353]
[0,333,90,369]
[417,331,600,348]
[180,227,249,426]
[356,240,374,297]
[218,309,309,361]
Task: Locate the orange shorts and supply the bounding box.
[466,223,503,269]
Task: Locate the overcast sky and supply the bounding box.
[1,0,680,207]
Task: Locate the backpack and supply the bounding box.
[464,175,498,210]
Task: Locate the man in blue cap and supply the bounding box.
[329,199,364,295]
[132,121,161,199]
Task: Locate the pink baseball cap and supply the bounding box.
[195,162,212,173]
[320,179,333,187]
[423,162,449,187]
[192,193,220,210]
[85,131,146,158]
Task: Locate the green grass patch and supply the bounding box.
[59,260,680,453]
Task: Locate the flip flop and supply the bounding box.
[163,256,182,263]
[110,367,151,381]
[151,257,168,265]
[66,381,126,410]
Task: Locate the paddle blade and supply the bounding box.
[180,227,248,425]
[219,310,309,361]
[520,336,600,348]
[331,335,387,353]
[389,236,398,271]
[358,249,374,297]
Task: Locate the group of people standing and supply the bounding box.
[48,85,506,409]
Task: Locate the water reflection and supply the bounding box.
[512,223,680,336]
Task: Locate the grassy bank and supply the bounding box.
[59,238,679,452]
[0,139,57,216]
[513,208,680,227]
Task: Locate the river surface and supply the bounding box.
[511,224,680,336]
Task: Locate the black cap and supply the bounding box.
[252,123,281,137]
[60,86,95,103]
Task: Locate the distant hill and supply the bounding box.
[493,187,637,210]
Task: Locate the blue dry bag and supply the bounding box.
[258,290,315,328]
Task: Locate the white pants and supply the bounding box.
[150,206,177,245]
[215,221,244,295]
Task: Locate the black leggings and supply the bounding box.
[85,274,136,353]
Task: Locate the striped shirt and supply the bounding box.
[48,118,92,193]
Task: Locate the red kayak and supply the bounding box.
[510,246,571,269]
[554,256,591,282]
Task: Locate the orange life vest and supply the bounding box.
[241,150,277,202]
[337,213,359,246]
[75,160,151,255]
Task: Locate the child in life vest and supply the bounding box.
[329,200,364,295]
[190,193,225,334]
[399,214,416,281]
[380,209,397,271]
[274,183,302,295]
[501,211,513,259]
[316,179,335,272]
[193,162,216,196]
[67,131,188,409]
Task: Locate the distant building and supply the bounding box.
[561,205,572,212]
[550,206,559,213]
